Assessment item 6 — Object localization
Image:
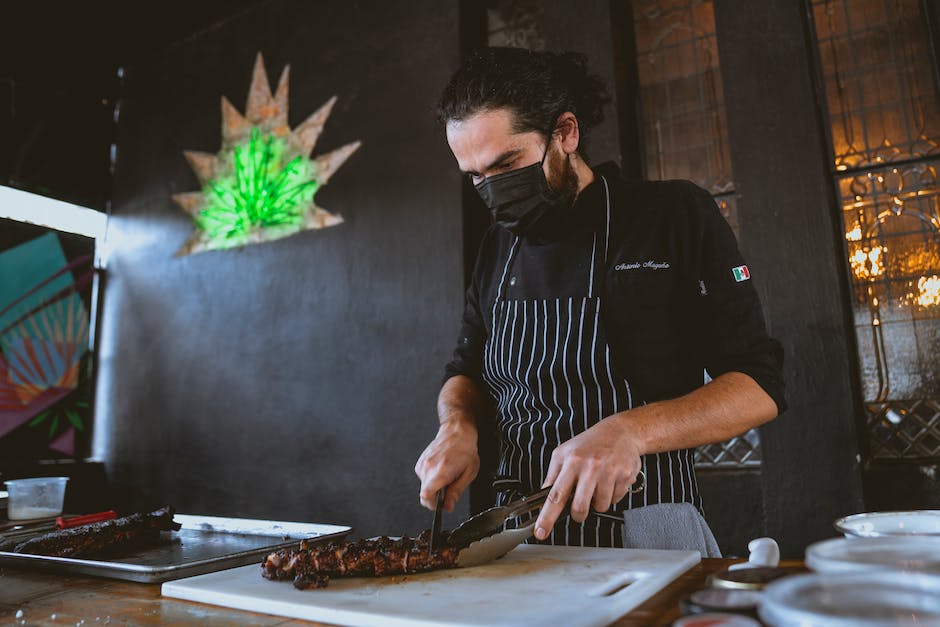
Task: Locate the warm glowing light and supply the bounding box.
[869,248,884,276]
[916,275,940,307]
[846,225,862,241]
[850,246,885,279]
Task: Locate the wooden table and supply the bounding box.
[1,558,742,626]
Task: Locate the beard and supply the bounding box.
[518,146,583,238]
[544,146,580,212]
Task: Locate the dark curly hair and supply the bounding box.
[437,47,610,152]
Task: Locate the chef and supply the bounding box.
[415,47,785,556]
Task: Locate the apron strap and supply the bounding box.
[588,174,612,299]
[495,238,521,302]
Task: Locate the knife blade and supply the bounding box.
[429,489,445,553]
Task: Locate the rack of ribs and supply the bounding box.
[262,529,459,589]
[6,507,181,558]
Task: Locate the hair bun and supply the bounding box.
[550,51,609,130]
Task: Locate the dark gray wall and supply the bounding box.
[96,0,466,537]
[714,0,866,556]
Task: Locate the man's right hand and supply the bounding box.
[415,416,480,513]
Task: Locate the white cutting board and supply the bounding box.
[162,545,699,627]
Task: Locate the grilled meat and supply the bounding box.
[10,506,181,558]
[262,529,459,589]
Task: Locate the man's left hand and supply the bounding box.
[534,414,644,540]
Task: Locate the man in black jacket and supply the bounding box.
[415,48,784,553]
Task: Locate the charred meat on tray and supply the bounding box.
[262,529,458,589]
[8,507,181,558]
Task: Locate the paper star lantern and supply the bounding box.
[173,53,361,256]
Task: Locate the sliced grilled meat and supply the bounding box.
[262,530,459,589]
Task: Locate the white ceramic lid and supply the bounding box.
[806,536,940,574]
[835,510,940,538]
[759,572,940,626]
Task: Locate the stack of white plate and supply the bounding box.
[835,510,940,538]
[759,572,940,626]
[759,511,940,626]
[805,536,940,575]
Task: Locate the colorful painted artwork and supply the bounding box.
[173,52,361,256]
[0,232,93,459]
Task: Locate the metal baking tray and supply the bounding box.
[0,514,352,583]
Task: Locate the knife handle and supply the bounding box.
[56,510,117,529]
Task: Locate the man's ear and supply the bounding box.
[554,112,581,155]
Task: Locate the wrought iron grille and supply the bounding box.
[868,399,940,459]
[695,427,762,467]
[813,0,940,170]
[811,0,940,460]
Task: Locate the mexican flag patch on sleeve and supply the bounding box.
[732,265,750,282]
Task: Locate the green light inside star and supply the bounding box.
[196,127,320,246]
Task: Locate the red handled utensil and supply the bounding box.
[56,510,117,529]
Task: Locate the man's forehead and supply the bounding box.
[446,109,538,173]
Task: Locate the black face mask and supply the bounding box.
[474,147,570,235]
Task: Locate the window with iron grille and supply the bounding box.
[809,0,940,460]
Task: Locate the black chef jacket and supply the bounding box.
[444,162,786,414]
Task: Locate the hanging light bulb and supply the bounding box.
[916,275,940,307]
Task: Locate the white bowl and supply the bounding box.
[4,477,69,520]
[759,572,940,626]
[835,510,940,538]
[806,536,940,575]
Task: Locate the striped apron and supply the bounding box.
[481,175,701,548]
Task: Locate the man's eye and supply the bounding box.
[470,174,484,185]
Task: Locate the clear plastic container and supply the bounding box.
[4,477,69,520]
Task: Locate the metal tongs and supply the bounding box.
[445,486,554,567]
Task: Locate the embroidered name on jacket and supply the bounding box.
[615,260,671,271]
